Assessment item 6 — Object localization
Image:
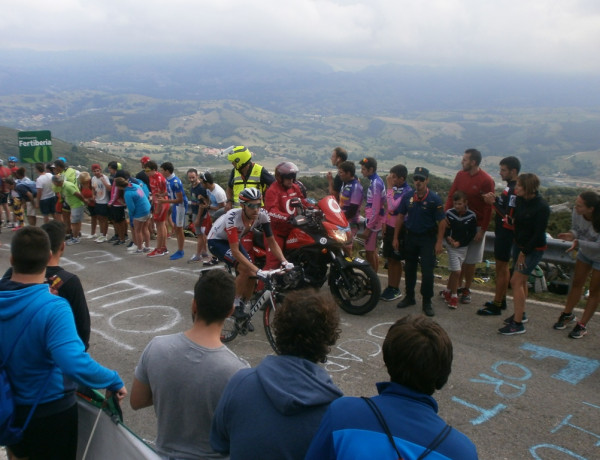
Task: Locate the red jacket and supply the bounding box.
[264,181,310,235]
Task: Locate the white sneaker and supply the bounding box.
[127,245,139,252]
[95,235,107,243]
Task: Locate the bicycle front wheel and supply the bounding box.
[220,317,238,343]
[263,296,281,354]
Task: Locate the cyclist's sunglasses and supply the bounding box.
[243,203,261,209]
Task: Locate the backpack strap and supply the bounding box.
[361,396,453,460]
[361,397,404,459]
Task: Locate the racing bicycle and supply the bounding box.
[220,267,291,354]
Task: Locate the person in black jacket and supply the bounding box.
[499,173,549,335]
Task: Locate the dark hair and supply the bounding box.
[338,161,355,176]
[202,171,214,184]
[114,170,127,179]
[194,270,235,325]
[389,164,408,180]
[121,170,132,180]
[11,227,51,274]
[14,167,26,179]
[53,159,66,170]
[359,156,377,172]
[333,147,348,162]
[464,148,482,166]
[499,156,521,174]
[452,190,467,202]
[383,315,453,395]
[274,289,340,363]
[145,160,158,171]
[160,162,174,174]
[114,177,129,188]
[579,191,600,233]
[517,173,540,197]
[41,221,67,254]
[107,161,119,171]
[187,168,198,176]
[35,162,45,173]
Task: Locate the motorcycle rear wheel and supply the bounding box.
[329,263,381,315]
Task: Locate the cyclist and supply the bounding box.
[207,187,292,320]
[264,162,311,269]
[224,146,274,210]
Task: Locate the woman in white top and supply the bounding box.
[554,191,600,339]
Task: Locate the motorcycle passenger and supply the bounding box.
[264,162,311,269]
[207,188,292,320]
[225,145,274,211]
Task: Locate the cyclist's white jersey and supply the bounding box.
[207,208,273,243]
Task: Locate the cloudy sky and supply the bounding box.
[3,0,599,74]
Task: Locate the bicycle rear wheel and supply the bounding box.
[220,317,238,343]
[263,296,281,354]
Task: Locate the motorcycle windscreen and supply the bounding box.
[317,196,349,228]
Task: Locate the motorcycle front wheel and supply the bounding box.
[329,263,381,315]
[220,317,238,343]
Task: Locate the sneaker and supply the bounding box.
[498,321,526,335]
[66,237,80,245]
[233,306,249,321]
[142,246,153,253]
[423,302,435,317]
[126,240,135,248]
[553,312,576,330]
[439,289,451,303]
[133,248,144,254]
[484,298,507,310]
[113,239,126,246]
[83,233,95,239]
[169,250,184,260]
[109,234,119,242]
[380,287,402,302]
[397,297,416,309]
[568,323,587,339]
[447,296,458,310]
[188,254,202,263]
[161,247,170,255]
[477,305,502,316]
[95,235,107,243]
[203,256,219,266]
[504,312,528,324]
[127,245,139,252]
[147,248,165,258]
[459,288,471,304]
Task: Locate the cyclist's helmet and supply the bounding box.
[275,162,299,184]
[227,146,252,170]
[239,187,262,204]
[8,156,18,162]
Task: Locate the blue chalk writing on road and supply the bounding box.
[451,397,507,425]
[529,444,587,459]
[521,343,600,385]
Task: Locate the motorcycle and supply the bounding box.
[246,195,381,315]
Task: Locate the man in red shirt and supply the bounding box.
[264,162,310,269]
[444,149,495,304]
[0,159,13,226]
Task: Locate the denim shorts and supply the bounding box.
[577,250,600,271]
[70,206,84,223]
[512,246,545,275]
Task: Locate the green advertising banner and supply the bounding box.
[18,130,53,163]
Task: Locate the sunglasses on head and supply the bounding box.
[413,176,426,182]
[243,203,261,209]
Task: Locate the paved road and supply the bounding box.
[1,228,598,459]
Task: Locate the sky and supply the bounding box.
[2,0,600,74]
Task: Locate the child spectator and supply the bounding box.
[440,191,477,309]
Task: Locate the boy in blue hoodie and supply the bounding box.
[0,227,126,459]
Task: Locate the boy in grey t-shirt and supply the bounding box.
[131,270,248,459]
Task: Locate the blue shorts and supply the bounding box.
[39,196,57,216]
[512,246,545,275]
[577,251,600,271]
[207,239,252,267]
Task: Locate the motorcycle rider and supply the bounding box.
[224,146,274,211]
[207,187,292,320]
[264,162,311,269]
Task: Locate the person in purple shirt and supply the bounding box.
[381,164,412,302]
[337,161,363,252]
[359,157,385,272]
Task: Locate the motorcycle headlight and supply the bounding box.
[331,228,348,243]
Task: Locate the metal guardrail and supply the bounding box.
[483,231,576,267]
